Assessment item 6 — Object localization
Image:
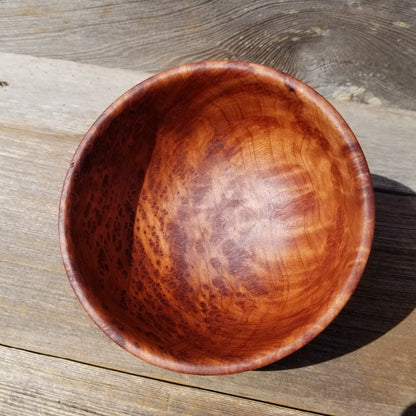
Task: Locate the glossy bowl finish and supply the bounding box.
[59,61,374,375]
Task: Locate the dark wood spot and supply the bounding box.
[209,257,222,269]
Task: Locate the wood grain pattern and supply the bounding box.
[0,346,315,416]
[1,1,415,110]
[0,54,415,414]
[1,52,415,194]
[0,123,414,414]
[59,61,374,374]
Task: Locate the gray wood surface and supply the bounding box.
[0,54,415,415]
[1,1,415,110]
[1,346,315,416]
[1,53,415,193]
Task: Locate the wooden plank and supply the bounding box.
[0,346,315,416]
[1,53,415,193]
[1,1,415,110]
[327,101,416,194]
[0,52,150,135]
[0,124,415,415]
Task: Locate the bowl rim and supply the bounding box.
[58,60,375,375]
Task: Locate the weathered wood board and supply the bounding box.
[1,346,317,416]
[1,1,415,110]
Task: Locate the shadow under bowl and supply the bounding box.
[59,61,375,375]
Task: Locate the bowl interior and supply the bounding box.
[60,61,374,375]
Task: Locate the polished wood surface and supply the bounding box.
[1,53,415,415]
[59,61,374,375]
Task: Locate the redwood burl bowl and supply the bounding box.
[59,61,374,375]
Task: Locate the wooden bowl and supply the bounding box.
[59,61,375,375]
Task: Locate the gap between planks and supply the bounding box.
[0,344,324,416]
